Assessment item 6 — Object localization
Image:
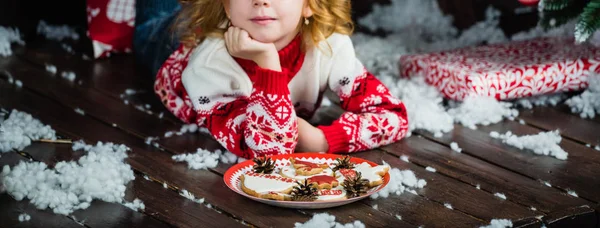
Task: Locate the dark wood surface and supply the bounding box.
[0,1,598,226]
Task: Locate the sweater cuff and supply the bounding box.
[253,68,289,94]
[318,124,349,154]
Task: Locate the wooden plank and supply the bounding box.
[1,56,413,227]
[519,106,600,147]
[542,205,597,228]
[0,77,315,227]
[381,135,590,213]
[355,150,540,221]
[19,143,246,228]
[512,217,543,228]
[416,120,600,203]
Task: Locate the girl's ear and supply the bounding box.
[222,0,231,18]
[302,3,314,18]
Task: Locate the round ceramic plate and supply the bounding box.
[223,153,390,209]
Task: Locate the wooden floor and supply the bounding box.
[1,37,600,228]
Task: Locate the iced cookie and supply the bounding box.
[336,162,389,187]
[317,186,347,201]
[290,158,329,176]
[307,175,339,189]
[240,172,296,201]
[280,166,334,181]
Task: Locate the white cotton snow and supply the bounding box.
[595,145,600,151]
[1,141,135,215]
[448,96,519,130]
[425,166,436,172]
[480,219,513,228]
[370,166,426,199]
[400,155,409,163]
[0,110,57,152]
[122,198,145,211]
[37,21,79,41]
[515,94,566,109]
[61,71,77,82]
[567,190,578,197]
[494,193,507,200]
[179,189,205,204]
[74,108,85,116]
[294,213,365,228]
[444,203,453,210]
[164,124,200,138]
[45,64,57,75]
[565,74,600,118]
[489,130,568,160]
[450,142,462,153]
[18,213,31,222]
[0,26,24,57]
[172,148,241,170]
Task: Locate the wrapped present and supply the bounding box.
[399,37,600,100]
[87,0,136,58]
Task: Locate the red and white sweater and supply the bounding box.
[154,33,409,159]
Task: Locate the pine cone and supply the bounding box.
[291,179,319,201]
[252,156,275,174]
[332,156,355,172]
[342,172,370,198]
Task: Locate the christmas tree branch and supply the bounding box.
[575,0,600,42]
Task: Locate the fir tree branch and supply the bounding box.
[575,0,600,42]
[539,0,574,11]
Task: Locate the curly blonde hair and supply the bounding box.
[175,0,354,49]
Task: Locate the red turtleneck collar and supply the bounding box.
[234,35,305,82]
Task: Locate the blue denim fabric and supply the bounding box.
[133,0,181,77]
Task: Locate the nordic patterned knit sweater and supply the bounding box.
[154,33,409,159]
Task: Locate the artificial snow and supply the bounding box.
[444,203,453,210]
[179,189,205,204]
[74,108,85,116]
[0,110,57,152]
[37,21,79,41]
[395,215,402,220]
[372,204,378,210]
[567,190,578,197]
[400,155,409,163]
[172,149,241,170]
[595,145,600,151]
[530,207,537,211]
[45,64,57,75]
[476,184,481,190]
[519,119,526,125]
[294,213,365,228]
[450,142,462,153]
[480,219,513,228]
[14,80,23,88]
[60,71,76,82]
[18,213,31,222]
[565,74,600,118]
[321,97,332,107]
[494,193,507,200]
[515,94,566,109]
[164,124,199,138]
[425,166,436,172]
[0,26,23,57]
[370,166,426,199]
[489,130,568,160]
[448,96,519,130]
[144,136,158,145]
[122,198,145,211]
[543,181,552,187]
[1,141,135,215]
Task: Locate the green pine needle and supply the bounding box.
[575,0,600,42]
[539,0,574,11]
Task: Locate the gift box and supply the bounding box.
[86,0,136,58]
[399,37,600,100]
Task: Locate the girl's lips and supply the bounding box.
[250,17,276,25]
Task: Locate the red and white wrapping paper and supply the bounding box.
[399,37,600,100]
[86,0,135,58]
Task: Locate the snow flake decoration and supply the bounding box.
[480,219,513,228]
[489,130,568,160]
[1,141,135,215]
[565,74,600,119]
[294,213,365,228]
[37,21,79,41]
[0,26,24,57]
[370,165,426,199]
[0,110,57,152]
[172,148,242,170]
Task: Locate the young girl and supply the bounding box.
[154,0,409,159]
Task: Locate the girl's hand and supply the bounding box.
[224,26,281,71]
[296,117,329,152]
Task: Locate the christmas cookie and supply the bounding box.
[280,166,334,181]
[336,162,389,187]
[290,158,329,176]
[317,187,347,201]
[307,175,339,190]
[240,172,295,201]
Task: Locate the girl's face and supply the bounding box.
[224,0,312,48]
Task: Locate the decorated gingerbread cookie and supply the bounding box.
[317,187,347,201]
[307,175,339,190]
[290,158,329,176]
[240,172,296,201]
[280,166,334,180]
[336,162,389,187]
